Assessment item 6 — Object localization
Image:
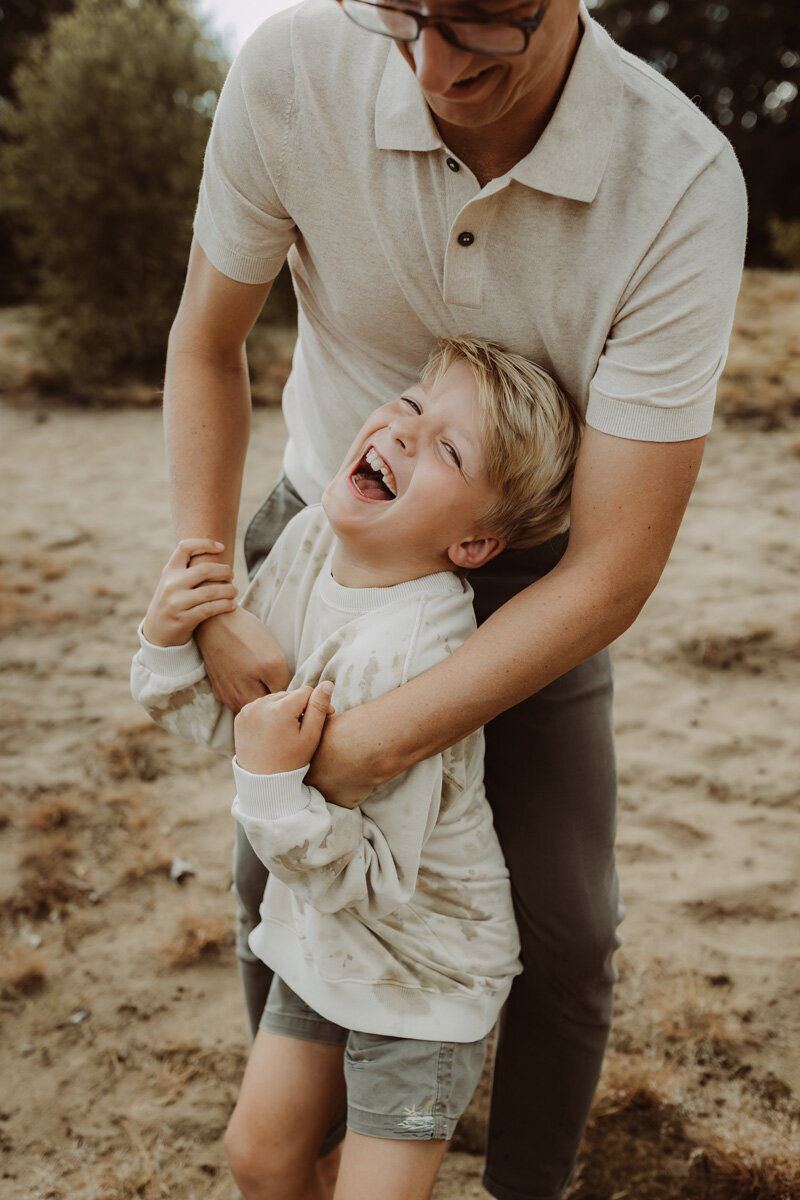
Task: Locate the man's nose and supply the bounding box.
[410,26,472,95]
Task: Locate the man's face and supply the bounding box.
[394,0,580,129]
[322,360,502,575]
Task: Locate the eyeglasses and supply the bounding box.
[334,0,549,56]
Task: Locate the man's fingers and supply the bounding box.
[168,538,226,569]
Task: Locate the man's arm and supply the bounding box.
[307,426,705,807]
[164,238,291,708]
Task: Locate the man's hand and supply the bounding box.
[195,605,292,712]
[234,682,335,775]
[142,539,238,647]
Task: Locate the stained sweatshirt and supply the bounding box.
[131,505,521,1041]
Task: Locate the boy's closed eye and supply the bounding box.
[400,395,464,470]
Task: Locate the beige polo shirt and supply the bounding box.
[194,0,747,503]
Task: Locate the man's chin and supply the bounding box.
[426,91,503,130]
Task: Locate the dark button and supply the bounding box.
[457,231,475,247]
[446,156,460,172]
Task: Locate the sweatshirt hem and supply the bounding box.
[249,919,510,1042]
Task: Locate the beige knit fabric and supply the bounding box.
[195,0,747,501]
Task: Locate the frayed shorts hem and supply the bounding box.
[347,1105,456,1141]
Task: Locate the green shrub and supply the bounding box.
[769,218,800,271]
[0,0,226,382]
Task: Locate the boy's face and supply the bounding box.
[323,360,504,577]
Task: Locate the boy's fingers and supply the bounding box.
[184,561,235,588]
[188,598,238,624]
[298,681,334,742]
[168,538,225,568]
[277,685,315,720]
[184,583,238,608]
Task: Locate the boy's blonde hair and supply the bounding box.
[422,336,584,549]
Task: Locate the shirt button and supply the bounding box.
[457,231,475,247]
[446,156,460,172]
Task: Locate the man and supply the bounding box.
[163,1,746,1196]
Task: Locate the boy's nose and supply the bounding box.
[389,416,415,453]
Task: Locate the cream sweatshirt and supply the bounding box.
[131,506,521,1040]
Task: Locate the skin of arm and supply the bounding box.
[164,238,291,708]
[306,425,706,808]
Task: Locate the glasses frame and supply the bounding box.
[334,0,549,56]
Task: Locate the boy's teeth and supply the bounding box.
[364,447,396,496]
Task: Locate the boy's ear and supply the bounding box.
[447,534,506,571]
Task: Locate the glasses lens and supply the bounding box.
[341,0,418,40]
[446,21,526,53]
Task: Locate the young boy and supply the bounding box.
[131,336,583,1200]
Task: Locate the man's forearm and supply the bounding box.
[317,555,648,791]
[163,339,251,569]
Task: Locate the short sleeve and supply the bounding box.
[586,139,747,442]
[193,9,299,284]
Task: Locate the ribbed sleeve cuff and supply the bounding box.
[232,758,311,820]
[193,193,287,286]
[137,621,204,677]
[586,388,716,442]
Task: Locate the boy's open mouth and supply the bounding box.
[350,445,397,502]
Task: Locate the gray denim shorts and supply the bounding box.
[260,975,488,1141]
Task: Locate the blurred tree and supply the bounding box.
[0,0,227,381]
[0,0,77,97]
[0,0,77,301]
[588,0,800,265]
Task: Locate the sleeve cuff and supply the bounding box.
[194,192,288,286]
[137,620,205,677]
[232,758,311,820]
[585,387,716,442]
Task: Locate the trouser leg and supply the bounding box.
[237,473,309,1034]
[233,819,275,1037]
[471,544,625,1200]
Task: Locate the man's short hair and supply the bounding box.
[422,336,584,548]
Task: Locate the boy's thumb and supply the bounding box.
[301,681,334,728]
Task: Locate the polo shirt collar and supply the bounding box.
[375,42,443,152]
[374,2,623,203]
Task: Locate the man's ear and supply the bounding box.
[447,534,506,570]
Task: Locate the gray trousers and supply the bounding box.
[236,475,624,1200]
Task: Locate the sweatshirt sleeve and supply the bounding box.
[231,754,443,920]
[130,624,234,756]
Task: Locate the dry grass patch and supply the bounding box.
[23,790,84,831]
[571,1045,799,1200]
[0,945,47,998]
[97,723,171,783]
[160,911,233,967]
[102,786,172,884]
[10,829,93,917]
[679,627,800,674]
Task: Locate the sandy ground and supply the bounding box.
[1,271,799,1198]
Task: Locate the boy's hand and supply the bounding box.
[234,682,335,775]
[143,539,238,647]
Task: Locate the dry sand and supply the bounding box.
[1,270,798,1198]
